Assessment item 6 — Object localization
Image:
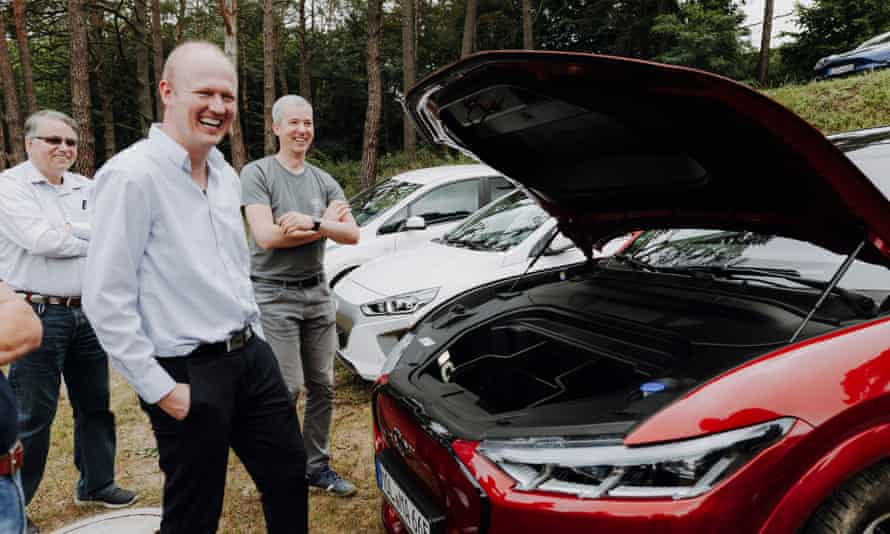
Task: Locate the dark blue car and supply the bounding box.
[814,32,890,79]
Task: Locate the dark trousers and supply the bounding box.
[9,304,116,503]
[140,336,308,534]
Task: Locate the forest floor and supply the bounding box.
[27,361,383,534]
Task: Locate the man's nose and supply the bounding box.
[209,94,226,113]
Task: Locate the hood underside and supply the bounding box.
[406,51,890,265]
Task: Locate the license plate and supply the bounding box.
[829,64,855,76]
[377,458,433,534]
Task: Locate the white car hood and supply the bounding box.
[348,241,505,297]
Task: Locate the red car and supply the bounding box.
[372,51,890,534]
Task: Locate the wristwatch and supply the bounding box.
[312,216,322,232]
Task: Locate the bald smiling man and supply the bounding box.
[83,41,308,534]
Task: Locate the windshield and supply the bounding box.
[349,179,421,226]
[857,32,890,50]
[622,229,890,293]
[442,190,550,251]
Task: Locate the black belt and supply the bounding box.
[193,326,254,356]
[17,291,81,307]
[250,273,324,289]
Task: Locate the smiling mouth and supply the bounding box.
[199,118,223,128]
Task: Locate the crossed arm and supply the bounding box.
[244,199,359,250]
[0,282,42,365]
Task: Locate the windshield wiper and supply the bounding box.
[609,256,876,318]
[671,264,876,316]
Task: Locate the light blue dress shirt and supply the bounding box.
[0,160,93,296]
[83,125,262,404]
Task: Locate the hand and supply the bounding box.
[323,200,351,222]
[157,383,191,421]
[276,211,313,234]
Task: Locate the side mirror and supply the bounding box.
[544,233,575,256]
[404,215,427,231]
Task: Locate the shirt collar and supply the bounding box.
[148,124,227,175]
[22,160,82,189]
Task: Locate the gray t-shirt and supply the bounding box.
[241,156,346,281]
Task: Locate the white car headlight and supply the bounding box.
[360,287,440,316]
[478,417,794,500]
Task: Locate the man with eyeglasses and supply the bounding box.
[0,110,137,534]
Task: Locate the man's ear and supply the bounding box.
[158,79,173,105]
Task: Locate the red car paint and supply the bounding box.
[373,51,890,534]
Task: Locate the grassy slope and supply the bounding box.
[765,69,890,134]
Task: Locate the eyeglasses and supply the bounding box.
[33,136,78,148]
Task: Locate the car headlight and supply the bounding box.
[478,417,794,500]
[360,287,439,316]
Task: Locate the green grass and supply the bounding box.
[765,69,890,134]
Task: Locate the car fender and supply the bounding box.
[760,421,890,534]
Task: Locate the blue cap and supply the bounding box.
[640,382,667,394]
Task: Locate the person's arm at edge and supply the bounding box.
[0,282,42,365]
[82,166,182,416]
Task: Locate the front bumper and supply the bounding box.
[376,391,815,534]
[335,280,415,381]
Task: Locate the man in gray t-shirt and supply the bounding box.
[241,95,359,497]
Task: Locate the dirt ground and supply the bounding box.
[25,361,383,533]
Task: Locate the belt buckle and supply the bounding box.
[225,328,251,352]
[9,441,21,473]
[225,333,244,352]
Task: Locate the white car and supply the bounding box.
[323,164,513,286]
[334,189,632,380]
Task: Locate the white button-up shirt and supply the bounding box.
[83,125,262,404]
[0,160,93,296]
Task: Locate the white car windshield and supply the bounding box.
[350,179,421,226]
[441,190,549,251]
[623,229,890,293]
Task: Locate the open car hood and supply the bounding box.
[406,51,890,265]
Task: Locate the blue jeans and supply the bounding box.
[0,472,26,534]
[9,304,116,503]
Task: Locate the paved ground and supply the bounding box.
[48,508,161,534]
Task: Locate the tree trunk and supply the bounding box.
[360,0,383,189]
[522,0,533,49]
[757,0,775,86]
[151,0,164,120]
[134,0,153,134]
[221,0,247,171]
[276,5,289,96]
[69,0,95,176]
[461,0,477,58]
[263,0,276,154]
[11,0,36,115]
[402,0,416,160]
[90,9,117,162]
[0,104,7,170]
[176,0,187,43]
[0,7,25,165]
[298,0,311,99]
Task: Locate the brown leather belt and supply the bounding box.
[17,292,81,307]
[0,441,24,477]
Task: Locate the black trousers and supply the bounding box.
[140,336,308,534]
